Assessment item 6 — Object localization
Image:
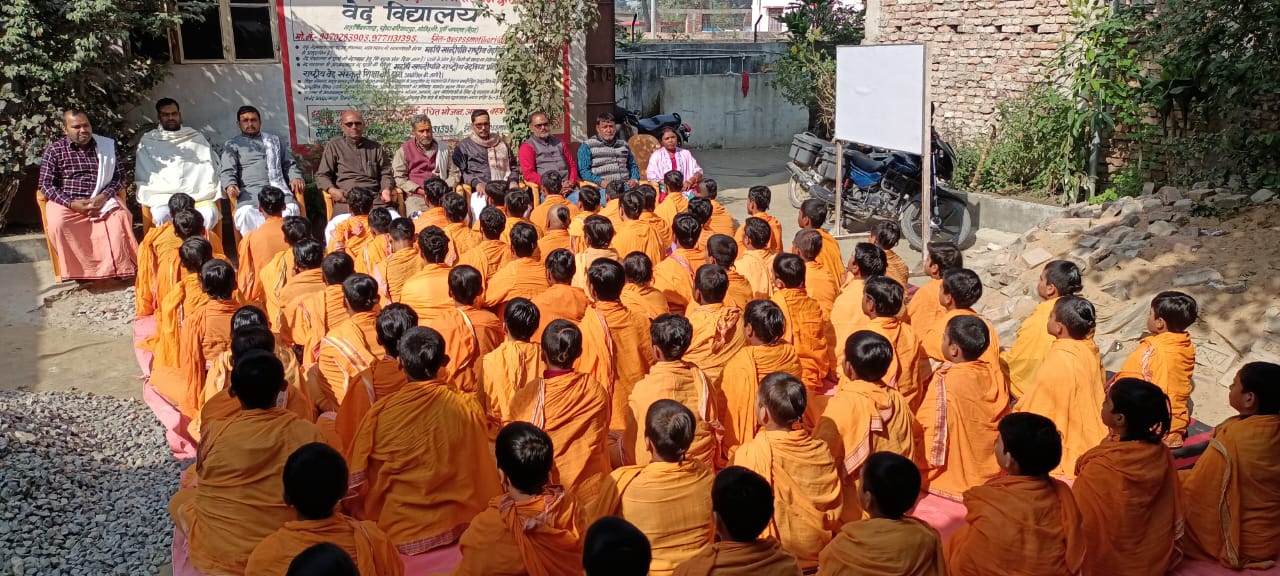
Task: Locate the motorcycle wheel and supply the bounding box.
[788,177,812,209]
[899,191,975,251]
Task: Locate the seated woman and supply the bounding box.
[644,127,701,193]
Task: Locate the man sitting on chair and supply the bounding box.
[135,98,223,230]
[37,108,138,282]
[449,109,520,220]
[220,105,306,236]
[518,111,579,200]
[392,114,455,216]
[315,110,395,217]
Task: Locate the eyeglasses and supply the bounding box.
[343,121,364,127]
[473,122,491,127]
[533,123,550,128]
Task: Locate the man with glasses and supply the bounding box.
[450,109,519,219]
[517,111,578,196]
[314,110,394,217]
[392,114,454,215]
[220,105,306,235]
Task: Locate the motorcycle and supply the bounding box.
[785,130,976,251]
[614,99,692,144]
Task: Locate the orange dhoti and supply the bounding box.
[508,371,612,510]
[719,344,801,456]
[674,539,800,576]
[917,360,1008,500]
[1014,338,1107,479]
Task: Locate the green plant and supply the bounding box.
[955,85,1074,196]
[0,0,215,229]
[1189,202,1224,218]
[1102,162,1144,200]
[311,68,416,147]
[770,0,864,137]
[476,0,599,142]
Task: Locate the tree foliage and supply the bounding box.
[0,0,215,228]
[770,0,864,137]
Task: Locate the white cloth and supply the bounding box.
[644,147,702,183]
[234,196,302,236]
[323,209,400,245]
[150,203,221,229]
[469,190,487,222]
[261,132,290,191]
[90,135,121,221]
[134,127,222,208]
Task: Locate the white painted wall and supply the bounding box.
[660,72,807,149]
[130,63,289,146]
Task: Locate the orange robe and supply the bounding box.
[1115,331,1196,438]
[246,514,404,576]
[174,299,242,421]
[771,288,836,423]
[594,461,715,576]
[732,429,843,569]
[627,361,724,469]
[451,490,584,576]
[531,284,589,340]
[572,247,620,291]
[1015,338,1107,478]
[538,228,572,256]
[567,210,597,253]
[723,268,755,310]
[917,360,1009,500]
[1000,297,1057,399]
[260,250,298,332]
[328,215,373,257]
[1179,414,1280,569]
[883,249,911,289]
[719,344,802,455]
[734,212,783,255]
[814,377,919,522]
[654,192,689,227]
[817,517,946,576]
[614,219,666,270]
[346,378,503,554]
[413,206,449,233]
[674,539,801,576]
[529,194,580,234]
[276,269,325,346]
[734,249,775,300]
[1074,440,1183,576]
[134,223,182,317]
[315,311,383,413]
[653,247,708,314]
[944,475,1085,576]
[482,256,549,309]
[576,301,652,436]
[481,340,543,423]
[905,278,944,329]
[706,200,736,237]
[435,305,504,398]
[804,261,839,316]
[814,229,844,290]
[291,284,349,367]
[863,315,930,412]
[922,309,1006,392]
[236,216,289,305]
[443,222,483,266]
[830,279,872,360]
[599,202,623,230]
[620,284,669,320]
[399,263,454,320]
[457,239,513,284]
[144,272,208,404]
[685,302,745,387]
[507,371,612,511]
[640,211,673,252]
[373,246,424,305]
[197,345,313,441]
[322,319,410,452]
[168,409,327,574]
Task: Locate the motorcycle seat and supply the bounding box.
[637,117,664,132]
[848,150,891,173]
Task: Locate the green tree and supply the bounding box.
[0,0,215,229]
[770,0,864,137]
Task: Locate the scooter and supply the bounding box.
[785,130,976,250]
[614,99,692,144]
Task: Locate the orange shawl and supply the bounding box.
[481,340,543,424]
[654,247,708,314]
[374,246,424,305]
[883,249,911,289]
[458,239,513,283]
[654,192,689,227]
[614,219,666,269]
[814,229,844,289]
[864,315,930,412]
[674,539,801,576]
[818,517,945,576]
[771,288,836,422]
[620,283,669,320]
[723,268,755,310]
[594,461,715,576]
[452,490,584,576]
[572,247,620,290]
[1001,297,1058,399]
[414,206,449,233]
[734,212,783,255]
[481,256,549,310]
[530,194,580,233]
[831,278,871,359]
[538,228,572,257]
[706,200,736,237]
[917,360,1009,500]
[236,216,288,305]
[275,268,324,345]
[804,261,839,316]
[145,272,208,404]
[685,303,745,387]
[176,298,240,421]
[134,223,181,317]
[197,345,312,441]
[575,302,652,433]
[734,249,775,301]
[508,371,612,511]
[718,343,801,456]
[315,311,381,412]
[1116,331,1197,437]
[436,305,504,398]
[905,278,944,330]
[640,211,673,252]
[245,514,404,576]
[442,222,482,266]
[531,284,589,340]
[1015,338,1107,478]
[327,214,372,256]
[292,284,349,366]
[398,263,453,320]
[1074,440,1184,576]
[627,361,725,469]
[944,475,1085,576]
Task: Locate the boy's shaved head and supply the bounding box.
[443,191,470,223]
[231,305,268,331]
[672,213,701,249]
[167,192,195,215]
[180,237,213,274]
[506,187,533,217]
[293,238,324,270]
[845,330,894,382]
[389,217,415,242]
[578,185,601,211]
[341,274,379,312]
[375,304,418,359]
[942,268,983,309]
[637,185,658,211]
[282,216,313,245]
[686,198,712,227]
[694,264,728,305]
[863,276,904,317]
[173,208,206,240]
[758,372,807,426]
[744,299,786,344]
[621,191,644,220]
[368,207,392,234]
[200,259,236,300]
[712,466,775,543]
[510,222,539,258]
[1151,291,1198,332]
[663,170,684,193]
[321,252,355,285]
[852,243,887,277]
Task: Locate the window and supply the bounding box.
[177,0,277,62]
[767,8,786,33]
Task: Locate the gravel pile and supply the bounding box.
[0,390,182,576]
[40,285,135,337]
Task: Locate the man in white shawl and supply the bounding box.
[135,98,223,228]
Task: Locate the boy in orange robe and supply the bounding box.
[531,248,590,339]
[831,243,887,357]
[1002,260,1082,399]
[173,259,242,423]
[506,320,611,509]
[674,466,802,576]
[373,217,423,305]
[922,269,1007,394]
[137,210,213,363]
[327,188,376,256]
[411,177,450,233]
[860,277,929,411]
[791,230,838,315]
[696,179,737,237]
[481,221,550,310]
[572,215,620,291]
[435,265,504,398]
[628,314,726,469]
[614,191,667,267]
[706,235,753,310]
[538,205,573,256]
[399,226,455,320]
[732,373,842,569]
[1114,290,1198,446]
[352,207,393,276]
[719,300,802,455]
[797,199,843,286]
[145,237,212,412]
[637,184,674,251]
[583,517,652,576]
[135,194,194,318]
[274,238,328,346]
[312,274,390,414]
[346,326,502,557]
[734,218,777,300]
[770,253,837,422]
[500,188,541,251]
[868,220,911,290]
[169,350,327,575]
[457,206,513,284]
[595,400,716,576]
[944,413,1085,576]
[290,252,355,366]
[568,186,602,253]
[654,171,690,227]
[529,172,580,234]
[685,264,745,388]
[817,331,920,522]
[1015,295,1107,478]
[577,258,653,466]
[451,423,584,576]
[236,186,291,305]
[1074,378,1183,576]
[905,241,962,330]
[918,315,1010,500]
[197,314,313,440]
[482,298,544,423]
[246,443,403,576]
[734,186,783,255]
[622,251,675,320]
[653,213,709,315]
[259,216,314,332]
[817,452,945,576]
[598,180,626,229]
[329,304,417,453]
[1180,362,1280,569]
[440,192,481,265]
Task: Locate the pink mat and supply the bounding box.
[1173,559,1280,576]
[143,384,197,460]
[133,316,155,377]
[170,527,208,576]
[400,545,461,575]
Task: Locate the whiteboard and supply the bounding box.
[834,44,926,154]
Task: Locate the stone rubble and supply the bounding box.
[39,284,136,337]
